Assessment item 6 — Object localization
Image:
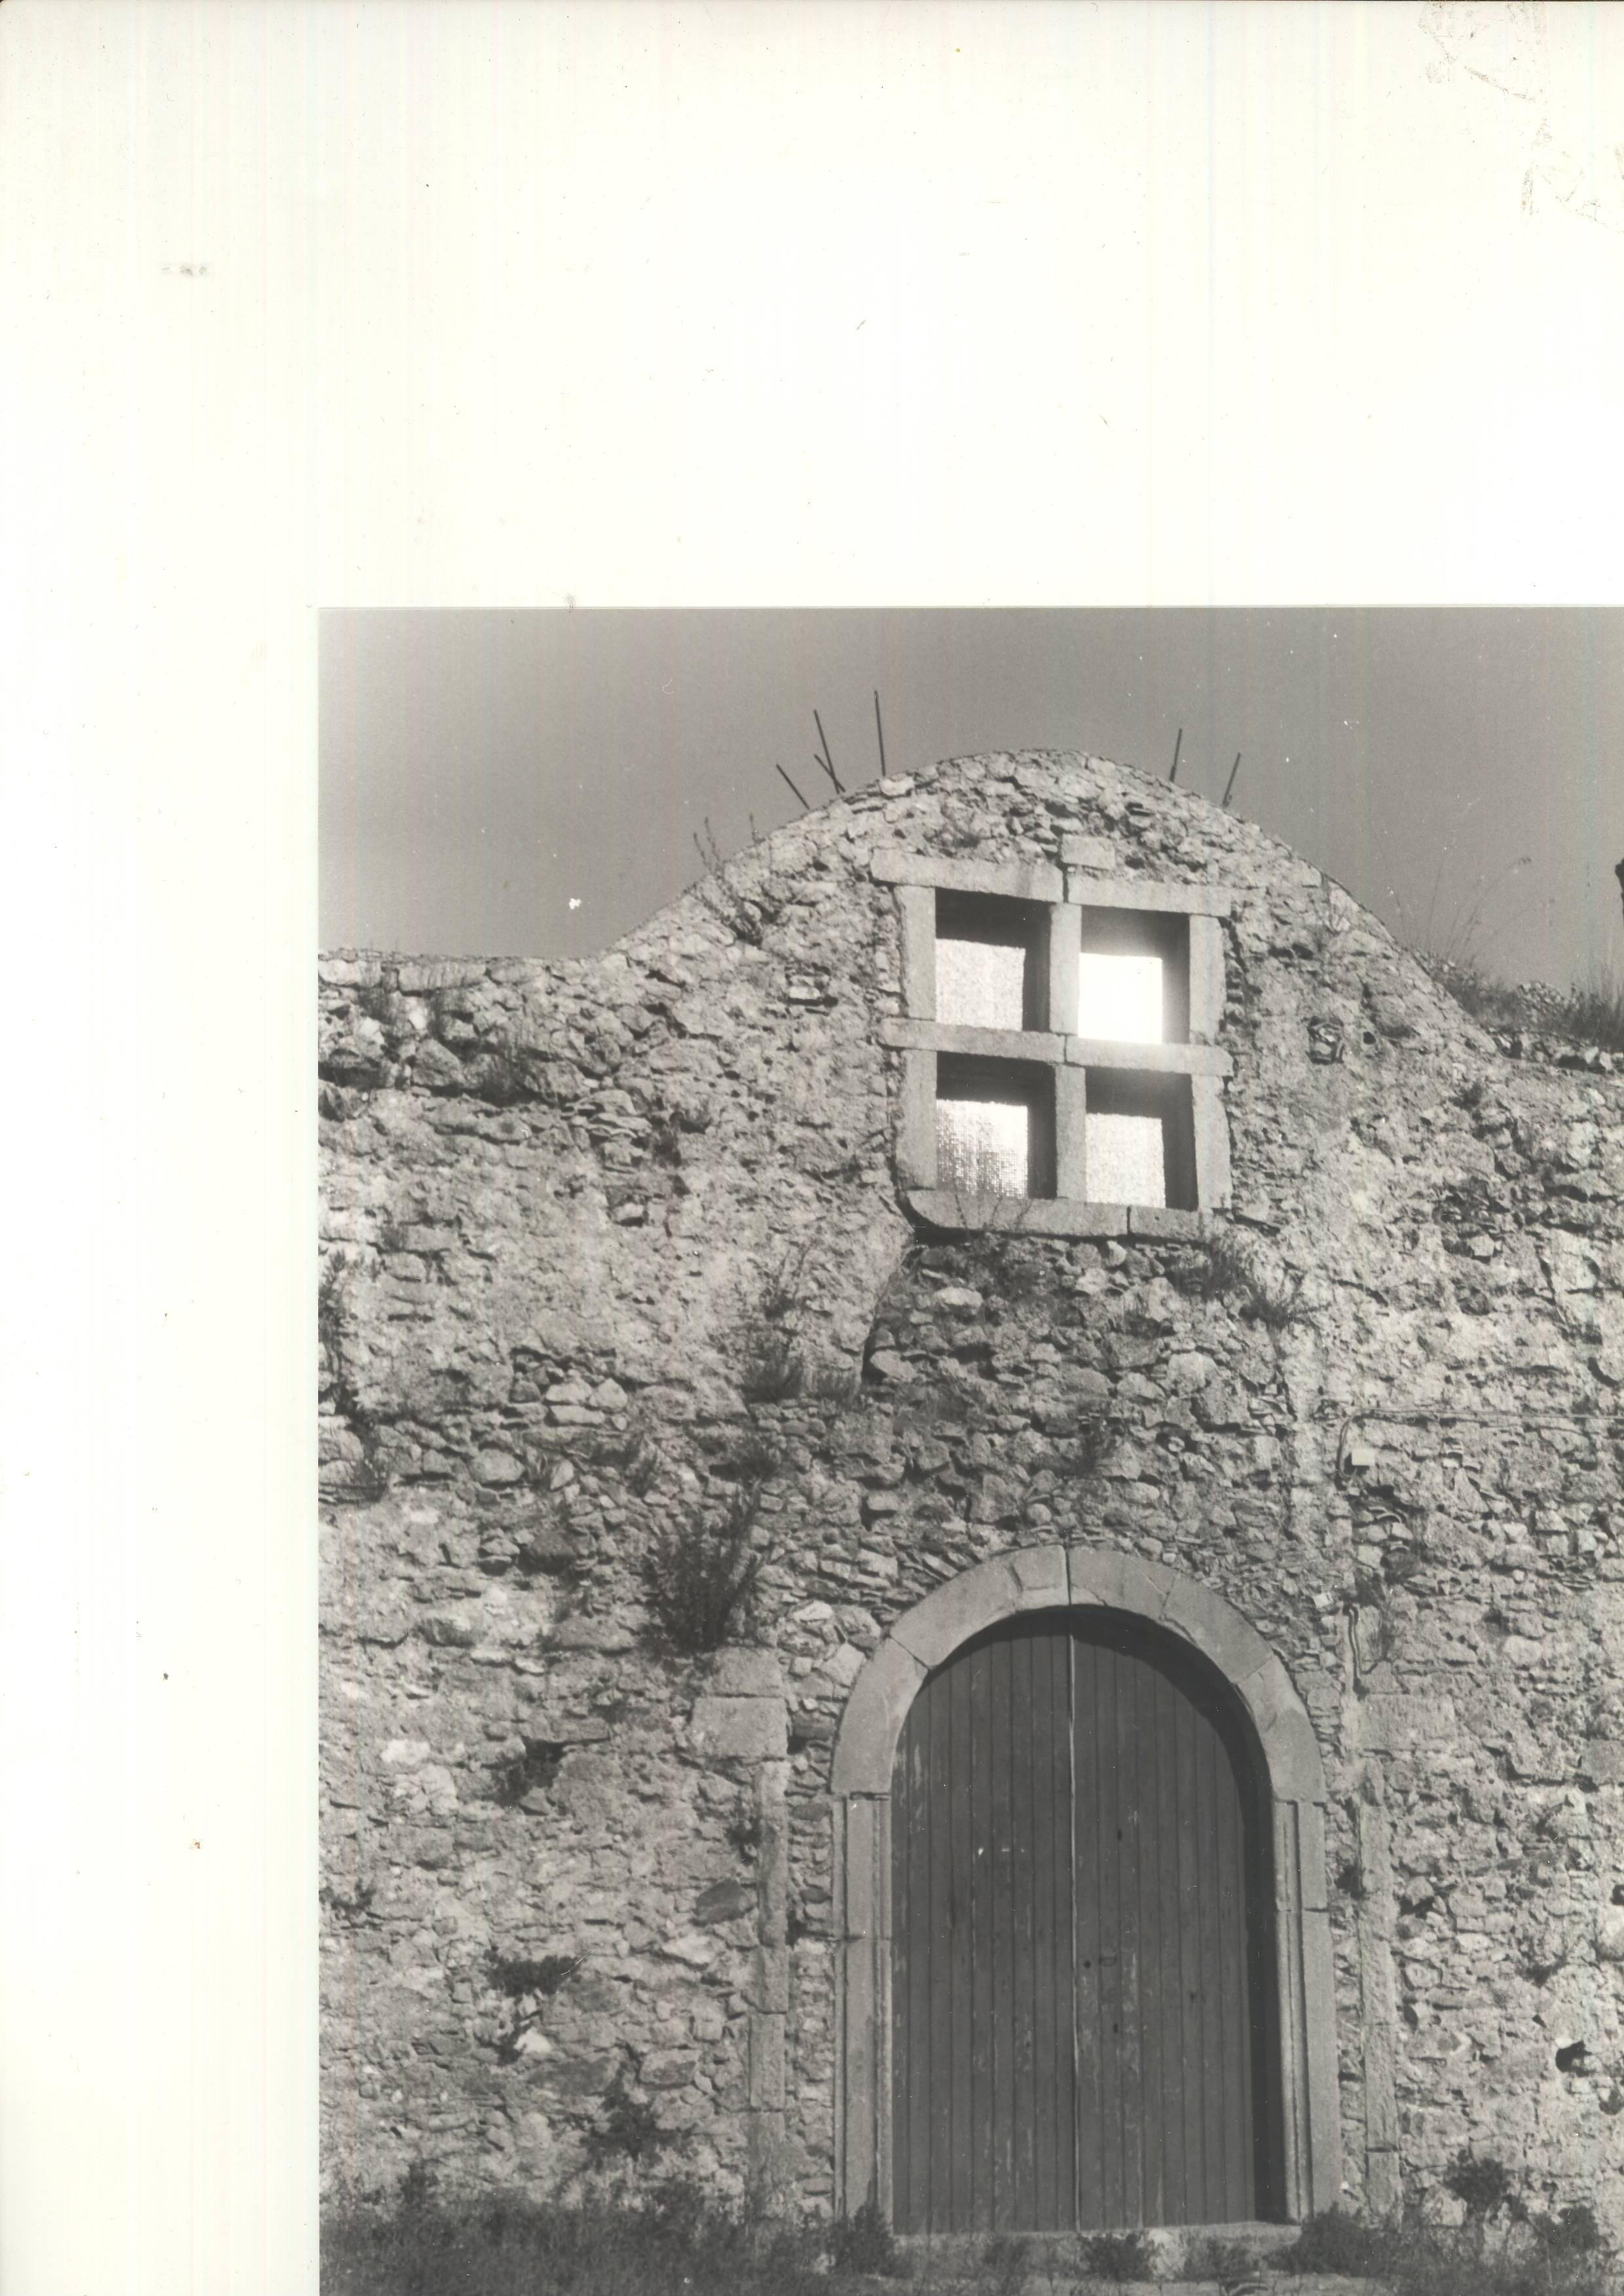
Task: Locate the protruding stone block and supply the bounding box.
[690,1696,788,1760]
[1357,1694,1457,1755]
[709,1649,785,1698]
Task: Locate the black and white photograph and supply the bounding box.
[315,610,1624,2294]
[6,6,1624,2293]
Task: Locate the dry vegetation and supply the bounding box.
[1424,958,1624,1055]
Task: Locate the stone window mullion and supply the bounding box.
[1045,897,1080,1038]
[1054,1060,1089,1201]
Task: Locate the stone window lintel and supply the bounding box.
[872,848,1065,904]
[1067,873,1233,917]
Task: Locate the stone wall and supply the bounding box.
[319,750,1624,2232]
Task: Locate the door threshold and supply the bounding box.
[895,2220,1301,2276]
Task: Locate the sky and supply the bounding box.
[322,610,1624,991]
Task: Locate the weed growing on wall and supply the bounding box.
[490,1740,566,1808]
[1445,2148,1516,2231]
[1281,2209,1405,2279]
[396,2159,437,2214]
[737,1323,803,1404]
[476,1030,544,1106]
[1188,1228,1253,1302]
[978,2233,1031,2296]
[318,1251,391,1500]
[1077,2228,1154,2282]
[490,1951,580,1999]
[1559,977,1624,1053]
[320,1878,377,1927]
[724,1804,762,1858]
[489,1950,580,2064]
[355,973,401,1027]
[641,1479,775,1654]
[621,1430,661,1497]
[709,1427,782,1484]
[1430,957,1624,1056]
[826,2199,901,2278]
[801,1359,861,1408]
[1185,1228,1312,1329]
[733,1251,812,1404]
[1280,2189,1610,2296]
[1185,2230,1263,2284]
[585,2065,669,2169]
[318,1253,353,1387]
[691,818,785,948]
[323,2183,853,2296]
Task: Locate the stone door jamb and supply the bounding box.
[828,1544,1340,2226]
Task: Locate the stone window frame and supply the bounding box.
[828,1546,1340,2229]
[874,842,1233,1242]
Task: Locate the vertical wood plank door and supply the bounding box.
[891,1609,1276,2234]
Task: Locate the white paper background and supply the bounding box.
[2,3,1622,2287]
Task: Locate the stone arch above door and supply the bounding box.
[830,1545,1340,2227]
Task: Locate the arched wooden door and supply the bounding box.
[891,1610,1279,2233]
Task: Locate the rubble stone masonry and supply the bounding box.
[318,751,1624,2231]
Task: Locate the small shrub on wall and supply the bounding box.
[640,1480,776,1655]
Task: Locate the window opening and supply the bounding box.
[1077,952,1163,1044]
[1087,1112,1166,1205]
[1086,1070,1196,1210]
[935,891,1048,1032]
[880,851,1230,1237]
[1076,908,1189,1043]
[935,1055,1055,1199]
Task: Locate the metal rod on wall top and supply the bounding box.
[1222,752,1242,808]
[1169,727,1182,784]
[874,691,886,776]
[775,762,811,811]
[813,708,844,793]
